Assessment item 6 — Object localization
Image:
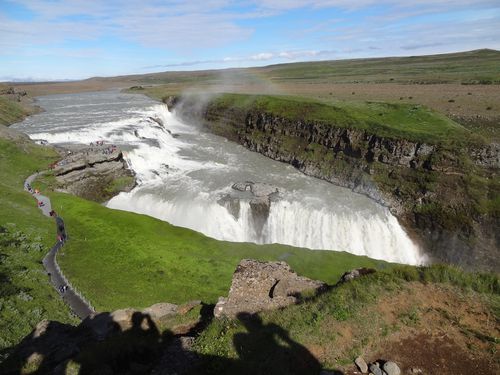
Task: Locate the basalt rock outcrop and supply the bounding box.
[53,145,136,202]
[218,181,279,236]
[214,259,327,319]
[170,96,500,272]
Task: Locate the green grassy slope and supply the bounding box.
[204,93,476,145]
[0,97,30,126]
[52,191,387,311]
[0,138,77,354]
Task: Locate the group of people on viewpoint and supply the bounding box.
[88,141,118,156]
[47,140,118,170]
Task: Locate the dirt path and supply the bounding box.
[25,172,94,319]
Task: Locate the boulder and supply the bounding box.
[383,361,401,375]
[369,362,383,375]
[339,268,376,283]
[53,146,136,202]
[232,181,253,191]
[214,259,327,319]
[355,356,368,373]
[143,303,178,320]
[110,308,136,331]
[217,194,241,219]
[225,181,280,236]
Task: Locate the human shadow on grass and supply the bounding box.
[1,311,174,374]
[232,312,323,375]
[1,308,344,375]
[192,312,344,375]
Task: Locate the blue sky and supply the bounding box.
[0,0,499,81]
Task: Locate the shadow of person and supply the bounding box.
[0,311,174,375]
[75,311,170,374]
[232,312,322,375]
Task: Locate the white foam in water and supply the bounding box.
[13,91,427,265]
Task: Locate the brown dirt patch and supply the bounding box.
[375,333,496,375]
[318,282,499,374]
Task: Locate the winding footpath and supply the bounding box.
[25,172,95,319]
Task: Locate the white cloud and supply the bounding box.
[144,49,340,70]
[251,52,274,60]
[1,0,252,53]
[1,0,499,79]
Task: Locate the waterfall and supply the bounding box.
[13,91,426,265]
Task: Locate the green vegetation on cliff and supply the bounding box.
[206,93,476,145]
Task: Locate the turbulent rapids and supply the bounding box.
[13,90,426,265]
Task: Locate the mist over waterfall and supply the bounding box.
[13,90,426,265]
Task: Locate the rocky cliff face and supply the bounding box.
[53,145,136,203]
[171,97,499,271]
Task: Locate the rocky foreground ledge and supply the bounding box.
[52,144,136,202]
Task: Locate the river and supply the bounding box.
[13,90,426,265]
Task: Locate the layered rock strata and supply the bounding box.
[53,145,136,202]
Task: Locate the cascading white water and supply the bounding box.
[12,90,426,265]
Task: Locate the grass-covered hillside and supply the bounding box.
[204,93,476,145]
[0,137,78,356]
[0,96,30,126]
[0,84,40,126]
[257,48,500,85]
[116,49,500,86]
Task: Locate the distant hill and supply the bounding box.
[93,48,500,85]
[10,49,500,96]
